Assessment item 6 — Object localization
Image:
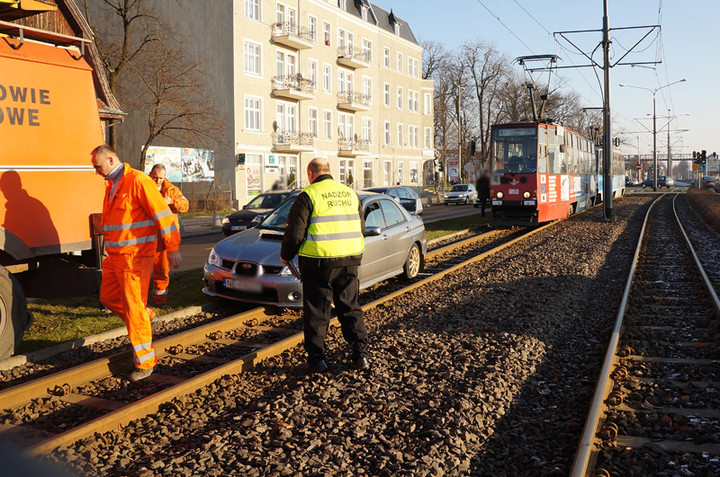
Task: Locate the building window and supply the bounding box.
[323,63,331,92]
[338,69,353,94]
[362,117,372,143]
[362,76,372,103]
[408,57,419,77]
[397,123,403,147]
[383,83,390,107]
[308,107,318,137]
[363,160,373,188]
[276,3,296,29]
[338,0,347,10]
[424,127,432,149]
[384,121,391,145]
[308,16,317,41]
[361,38,372,62]
[409,125,419,148]
[397,86,403,109]
[245,0,260,20]
[383,47,390,68]
[323,110,333,139]
[338,113,353,140]
[244,41,261,76]
[408,90,419,113]
[396,52,403,72]
[410,161,419,184]
[244,96,261,131]
[323,21,331,46]
[397,162,404,184]
[308,59,318,87]
[424,93,432,115]
[246,154,263,194]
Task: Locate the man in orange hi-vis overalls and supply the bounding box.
[148,164,189,307]
[91,145,182,381]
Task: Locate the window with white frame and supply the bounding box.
[397,162,404,184]
[397,86,403,109]
[246,153,262,193]
[409,125,419,148]
[276,50,296,81]
[308,16,317,41]
[361,38,372,62]
[363,160,373,188]
[361,117,372,143]
[361,6,368,21]
[397,123,404,146]
[245,0,260,20]
[383,47,390,67]
[424,127,432,149]
[338,69,353,94]
[383,83,390,107]
[408,90,419,113]
[338,0,347,10]
[244,96,261,131]
[409,161,419,184]
[396,52,403,72]
[322,21,331,46]
[276,3,296,29]
[408,57,419,77]
[424,93,432,115]
[276,101,297,134]
[244,41,261,76]
[384,121,391,145]
[308,59,318,87]
[322,63,331,92]
[308,107,318,137]
[339,158,354,185]
[338,113,353,140]
[362,76,372,103]
[323,110,333,139]
[337,27,346,51]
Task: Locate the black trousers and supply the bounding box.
[479,196,489,217]
[299,262,368,363]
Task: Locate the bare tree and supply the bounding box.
[421,40,448,80]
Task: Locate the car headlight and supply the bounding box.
[523,191,531,199]
[207,248,223,267]
[221,217,230,224]
[496,191,504,199]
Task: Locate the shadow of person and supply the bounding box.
[0,170,59,253]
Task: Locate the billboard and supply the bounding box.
[144,145,214,182]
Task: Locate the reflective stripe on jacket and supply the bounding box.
[298,179,364,258]
[102,163,181,255]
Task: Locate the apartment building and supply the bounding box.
[101,0,434,206]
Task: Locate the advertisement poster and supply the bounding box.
[144,145,214,182]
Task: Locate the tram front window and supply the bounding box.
[492,127,538,174]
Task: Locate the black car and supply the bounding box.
[363,186,423,215]
[221,190,299,236]
[641,176,669,188]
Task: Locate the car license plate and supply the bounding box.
[230,225,247,231]
[224,278,262,293]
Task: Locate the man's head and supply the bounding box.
[91,145,121,178]
[149,164,167,187]
[307,157,330,183]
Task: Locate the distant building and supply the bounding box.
[87,0,434,207]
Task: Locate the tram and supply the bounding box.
[489,122,624,227]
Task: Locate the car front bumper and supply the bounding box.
[203,264,303,308]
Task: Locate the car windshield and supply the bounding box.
[451,185,468,192]
[258,196,297,231]
[245,193,286,210]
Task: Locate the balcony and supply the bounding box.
[273,131,315,153]
[337,91,370,112]
[336,46,371,69]
[272,75,315,101]
[271,22,313,50]
[338,137,370,157]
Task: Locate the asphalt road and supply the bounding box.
[175,203,481,272]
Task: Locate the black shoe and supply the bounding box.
[350,357,369,370]
[299,359,329,373]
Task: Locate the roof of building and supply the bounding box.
[342,0,418,45]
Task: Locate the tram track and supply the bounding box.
[572,193,720,476]
[0,223,544,457]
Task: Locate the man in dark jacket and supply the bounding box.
[476,170,491,217]
[280,157,369,372]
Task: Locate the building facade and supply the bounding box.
[103,0,434,206]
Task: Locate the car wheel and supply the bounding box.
[403,244,422,279]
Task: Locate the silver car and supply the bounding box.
[444,183,478,205]
[203,192,427,308]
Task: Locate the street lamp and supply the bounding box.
[618,79,686,191]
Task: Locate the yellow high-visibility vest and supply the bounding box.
[298,179,364,258]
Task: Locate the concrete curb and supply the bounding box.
[0,303,219,371]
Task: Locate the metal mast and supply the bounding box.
[602,0,613,219]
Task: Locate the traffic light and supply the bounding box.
[701,150,707,165]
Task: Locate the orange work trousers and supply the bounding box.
[152,249,170,305]
[100,253,157,370]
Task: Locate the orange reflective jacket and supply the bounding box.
[159,178,189,214]
[102,164,180,256]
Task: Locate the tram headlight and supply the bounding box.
[496,191,504,199]
[523,191,531,199]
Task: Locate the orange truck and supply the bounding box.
[0,1,115,357]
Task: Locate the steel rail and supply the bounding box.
[22,218,560,455]
[570,194,661,477]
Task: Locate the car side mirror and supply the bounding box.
[364,225,382,237]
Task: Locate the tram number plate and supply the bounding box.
[224,278,262,293]
[508,189,520,195]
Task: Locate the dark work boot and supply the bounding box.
[299,359,329,373]
[349,357,370,370]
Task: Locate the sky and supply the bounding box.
[386,0,718,160]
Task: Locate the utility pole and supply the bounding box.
[667,109,671,177]
[652,95,657,190]
[602,0,613,219]
[456,82,462,184]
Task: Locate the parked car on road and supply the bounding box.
[701,176,716,190]
[444,183,478,205]
[641,176,672,189]
[204,192,427,308]
[363,186,423,215]
[221,190,299,236]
